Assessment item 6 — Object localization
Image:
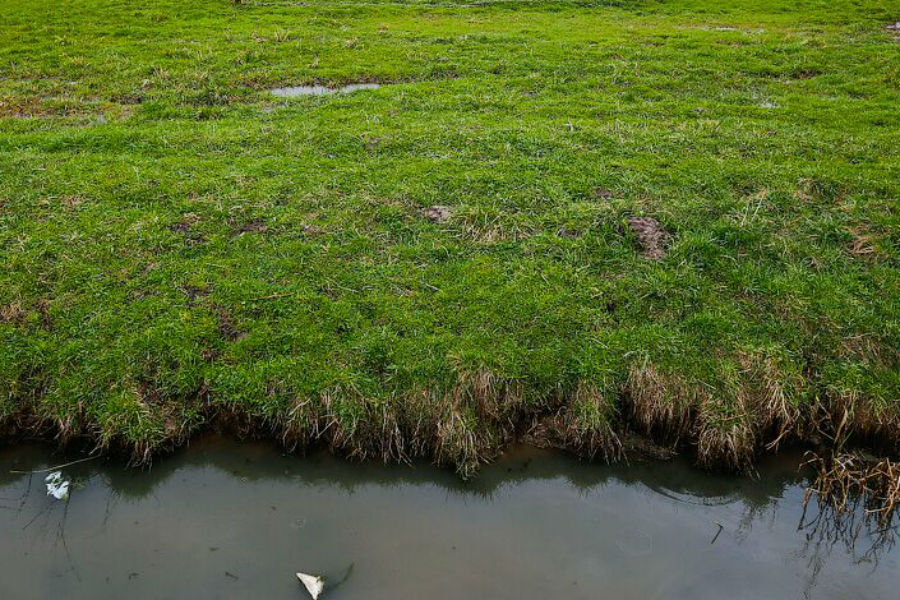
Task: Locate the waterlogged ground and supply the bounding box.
[1,438,896,599]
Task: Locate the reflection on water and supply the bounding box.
[270,83,381,97]
[0,437,896,599]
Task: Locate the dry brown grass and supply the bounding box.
[695,393,756,472]
[434,402,489,478]
[3,358,896,506]
[0,303,27,325]
[625,364,695,441]
[804,452,900,527]
[525,382,624,462]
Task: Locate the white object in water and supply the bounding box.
[296,572,325,599]
[45,471,70,500]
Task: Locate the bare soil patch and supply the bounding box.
[234,219,269,235]
[626,216,670,259]
[423,205,452,223]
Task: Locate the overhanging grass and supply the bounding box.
[0,0,898,471]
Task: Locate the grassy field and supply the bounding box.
[1,0,898,474]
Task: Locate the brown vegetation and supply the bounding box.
[1,360,897,511]
[803,452,899,527]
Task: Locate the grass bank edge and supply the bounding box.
[1,352,896,474]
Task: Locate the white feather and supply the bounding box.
[45,471,70,501]
[296,572,325,599]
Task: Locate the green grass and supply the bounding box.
[1,0,898,471]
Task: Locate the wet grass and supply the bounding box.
[1,0,898,473]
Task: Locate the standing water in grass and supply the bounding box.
[269,83,382,97]
[0,437,896,599]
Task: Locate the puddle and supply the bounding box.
[0,437,895,599]
[270,83,380,98]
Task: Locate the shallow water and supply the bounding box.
[0,437,896,599]
[270,83,381,97]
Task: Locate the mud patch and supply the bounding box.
[216,309,245,342]
[0,301,50,329]
[270,83,380,98]
[0,303,27,325]
[556,226,581,239]
[170,221,193,233]
[233,219,268,235]
[423,205,452,224]
[47,195,85,210]
[626,216,670,259]
[170,214,205,245]
[35,299,52,331]
[300,224,324,236]
[847,229,876,257]
[790,68,822,80]
[180,285,210,306]
[170,213,199,232]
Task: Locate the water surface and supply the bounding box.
[1,438,895,599]
[270,83,381,97]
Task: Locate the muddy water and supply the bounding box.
[270,83,380,97]
[1,438,896,599]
